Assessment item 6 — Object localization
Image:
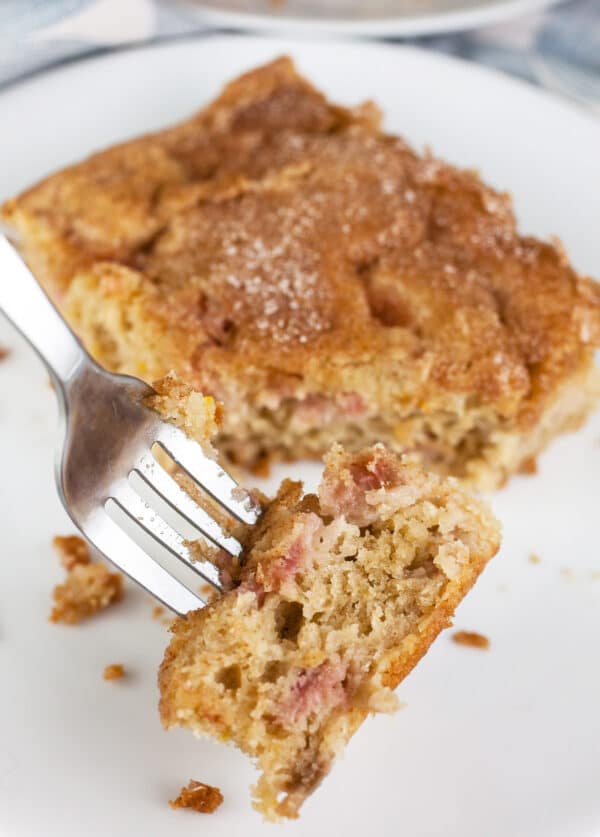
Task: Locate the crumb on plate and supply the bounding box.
[0,345,10,361]
[528,552,541,565]
[51,536,123,624]
[198,583,218,604]
[169,781,223,814]
[52,534,91,570]
[452,630,490,650]
[518,456,538,475]
[153,604,175,626]
[103,664,125,680]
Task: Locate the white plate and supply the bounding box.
[178,0,560,38]
[1,36,599,837]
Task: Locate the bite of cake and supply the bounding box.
[159,442,500,819]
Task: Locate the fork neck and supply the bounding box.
[0,236,87,387]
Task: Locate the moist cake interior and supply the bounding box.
[159,443,500,819]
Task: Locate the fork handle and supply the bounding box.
[0,235,86,386]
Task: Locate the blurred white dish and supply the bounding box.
[177,0,561,37]
[0,35,599,837]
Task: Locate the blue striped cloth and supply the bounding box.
[1,0,599,107]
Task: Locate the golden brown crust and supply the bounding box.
[4,57,599,484]
[380,555,489,687]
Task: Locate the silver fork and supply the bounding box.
[0,235,261,614]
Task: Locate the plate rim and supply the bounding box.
[3,31,598,140]
[174,0,562,38]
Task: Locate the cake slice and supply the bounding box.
[4,57,599,488]
[159,443,500,820]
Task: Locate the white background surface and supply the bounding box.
[0,36,599,837]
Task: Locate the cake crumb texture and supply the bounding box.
[146,371,222,455]
[50,536,123,625]
[159,443,500,819]
[52,534,91,570]
[169,781,223,814]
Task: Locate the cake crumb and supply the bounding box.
[147,373,221,456]
[518,456,538,475]
[528,553,541,565]
[152,604,174,626]
[51,536,123,625]
[452,630,490,650]
[199,583,217,603]
[169,781,223,814]
[103,664,125,681]
[561,568,575,581]
[249,454,272,479]
[592,571,600,581]
[52,534,91,570]
[0,345,9,361]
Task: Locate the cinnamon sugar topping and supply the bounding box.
[3,56,600,487]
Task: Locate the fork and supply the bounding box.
[0,235,261,614]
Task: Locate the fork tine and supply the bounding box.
[155,424,262,525]
[85,508,204,616]
[109,482,223,591]
[134,452,243,556]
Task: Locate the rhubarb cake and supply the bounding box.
[4,58,600,487]
[159,443,500,819]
